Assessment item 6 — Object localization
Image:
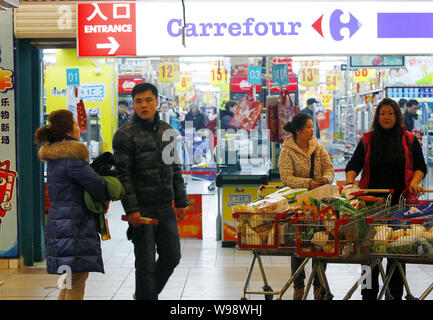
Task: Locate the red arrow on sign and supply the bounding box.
[77,2,137,57]
[97,37,120,55]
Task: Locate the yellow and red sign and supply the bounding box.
[325,70,342,91]
[0,68,13,92]
[210,60,229,86]
[353,68,376,82]
[176,194,202,239]
[158,58,179,83]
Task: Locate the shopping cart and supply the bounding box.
[366,193,433,300]
[232,185,302,300]
[289,191,393,300]
[233,186,393,300]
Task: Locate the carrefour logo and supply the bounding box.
[312,9,362,41]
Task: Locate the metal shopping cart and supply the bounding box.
[366,193,433,300]
[289,189,393,300]
[232,185,393,300]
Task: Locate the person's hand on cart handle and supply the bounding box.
[408,181,424,195]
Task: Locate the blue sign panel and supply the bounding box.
[247,66,262,85]
[66,68,80,86]
[271,64,289,86]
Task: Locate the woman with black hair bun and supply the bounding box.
[278,112,335,300]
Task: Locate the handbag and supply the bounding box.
[229,92,264,132]
[277,91,299,141]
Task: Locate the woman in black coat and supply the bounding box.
[345,98,426,300]
[35,110,109,300]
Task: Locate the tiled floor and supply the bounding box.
[1,180,433,300]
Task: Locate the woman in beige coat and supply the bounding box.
[278,112,335,300]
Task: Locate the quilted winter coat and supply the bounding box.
[38,138,109,274]
[278,135,335,189]
[112,112,188,213]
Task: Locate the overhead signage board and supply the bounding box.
[77,2,433,57]
[77,2,136,57]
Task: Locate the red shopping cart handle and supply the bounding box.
[121,215,159,225]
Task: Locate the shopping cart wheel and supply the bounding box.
[263,285,273,300]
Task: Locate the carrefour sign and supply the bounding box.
[78,1,433,57]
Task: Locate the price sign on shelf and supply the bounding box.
[159,63,178,82]
[248,66,262,84]
[271,64,289,86]
[300,68,319,87]
[210,67,228,86]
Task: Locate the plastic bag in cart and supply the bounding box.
[391,203,433,230]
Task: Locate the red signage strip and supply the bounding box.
[118,78,144,93]
[77,2,137,57]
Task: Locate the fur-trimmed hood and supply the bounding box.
[38,140,90,162]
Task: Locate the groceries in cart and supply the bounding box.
[265,186,308,205]
[370,224,433,256]
[369,201,433,257]
[293,184,387,257]
[232,186,305,248]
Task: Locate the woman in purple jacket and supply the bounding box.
[35,110,109,300]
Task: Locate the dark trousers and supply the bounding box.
[361,259,406,300]
[291,257,327,288]
[131,206,181,300]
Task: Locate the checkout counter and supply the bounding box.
[215,132,283,247]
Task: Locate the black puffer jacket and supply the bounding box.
[112,112,188,212]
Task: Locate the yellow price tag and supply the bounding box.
[326,73,337,91]
[353,69,375,82]
[210,67,229,86]
[321,94,333,109]
[159,63,178,83]
[300,68,319,87]
[179,74,191,90]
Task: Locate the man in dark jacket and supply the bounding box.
[403,99,419,132]
[300,97,321,139]
[113,83,188,300]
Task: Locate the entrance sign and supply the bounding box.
[77,2,136,56]
[78,2,433,57]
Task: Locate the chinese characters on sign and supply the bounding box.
[77,3,136,56]
[0,10,18,258]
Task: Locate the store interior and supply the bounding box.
[40,51,433,243]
